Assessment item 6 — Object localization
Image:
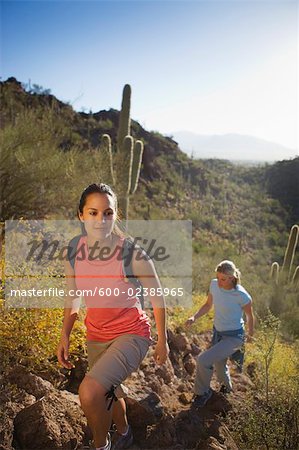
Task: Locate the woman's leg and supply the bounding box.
[78,374,112,448]
[84,335,150,445]
[112,398,128,434]
[214,358,232,390]
[195,336,242,395]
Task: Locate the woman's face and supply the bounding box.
[79,192,116,240]
[217,272,235,290]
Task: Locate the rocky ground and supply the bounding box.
[0,330,255,450]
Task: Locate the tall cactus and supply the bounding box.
[101,84,144,226]
[270,225,299,288]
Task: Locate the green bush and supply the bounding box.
[0,304,86,373]
[227,312,299,450]
[0,108,112,221]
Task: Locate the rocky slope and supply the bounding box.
[0,329,255,450]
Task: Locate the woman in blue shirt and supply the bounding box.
[186,260,254,408]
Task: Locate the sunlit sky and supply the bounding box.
[1,0,298,153]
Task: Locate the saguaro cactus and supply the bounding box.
[101,84,144,226]
[270,225,299,288]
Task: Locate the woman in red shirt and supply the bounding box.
[57,183,169,450]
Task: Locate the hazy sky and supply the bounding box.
[1,0,298,153]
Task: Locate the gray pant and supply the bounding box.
[194,335,243,395]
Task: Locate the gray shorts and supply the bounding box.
[86,334,151,398]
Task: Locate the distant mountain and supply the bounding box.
[172,131,298,163]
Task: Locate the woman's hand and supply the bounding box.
[153,340,169,365]
[246,334,255,344]
[185,316,195,327]
[57,335,74,369]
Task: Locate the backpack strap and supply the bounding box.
[122,238,145,310]
[67,234,83,269]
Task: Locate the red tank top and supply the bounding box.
[74,235,151,342]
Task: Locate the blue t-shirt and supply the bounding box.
[209,278,252,332]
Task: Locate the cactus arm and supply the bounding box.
[130,140,144,195]
[291,266,299,288]
[282,225,299,281]
[270,262,280,284]
[101,134,115,185]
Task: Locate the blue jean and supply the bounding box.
[194,327,244,395]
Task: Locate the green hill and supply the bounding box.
[1,76,298,333]
[0,77,298,450]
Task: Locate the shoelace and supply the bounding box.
[105,385,118,411]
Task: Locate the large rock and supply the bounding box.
[0,384,35,450]
[204,391,232,415]
[199,421,239,450]
[183,353,196,375]
[63,356,88,394]
[7,365,54,399]
[141,417,178,448]
[168,330,190,353]
[14,390,89,450]
[126,392,164,428]
[155,360,175,384]
[196,436,227,450]
[191,343,201,356]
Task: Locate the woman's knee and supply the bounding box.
[79,375,107,405]
[196,352,211,368]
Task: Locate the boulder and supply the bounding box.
[63,356,88,394]
[148,379,162,395]
[191,343,201,356]
[196,436,227,450]
[0,385,35,450]
[7,365,54,399]
[168,331,190,353]
[178,393,192,405]
[206,392,232,414]
[183,354,196,375]
[155,360,175,384]
[14,390,89,450]
[126,392,164,427]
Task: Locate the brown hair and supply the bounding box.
[77,183,127,238]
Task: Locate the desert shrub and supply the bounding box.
[227,311,299,450]
[0,218,91,374]
[0,304,86,372]
[0,108,112,221]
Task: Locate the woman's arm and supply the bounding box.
[243,301,255,341]
[185,293,213,327]
[132,249,169,365]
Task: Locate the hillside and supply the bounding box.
[1,77,298,279]
[1,76,298,322]
[1,78,298,256]
[0,77,299,450]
